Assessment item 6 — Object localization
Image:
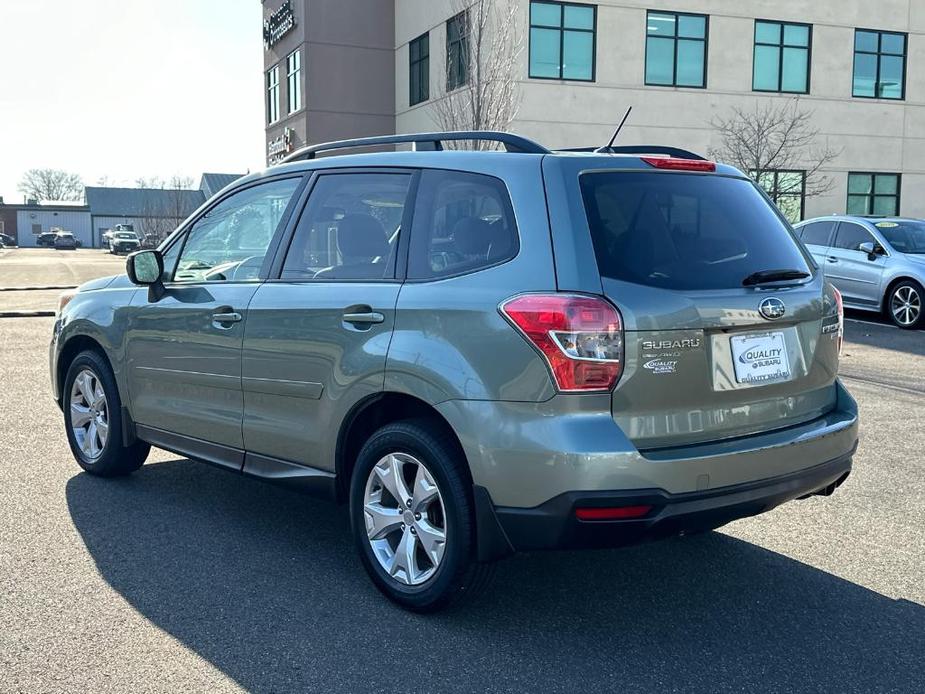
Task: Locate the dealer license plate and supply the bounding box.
[730,332,791,385]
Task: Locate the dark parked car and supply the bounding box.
[51,131,858,612]
[37,232,59,247]
[0,233,16,247]
[53,232,78,250]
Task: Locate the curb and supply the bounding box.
[0,285,78,292]
[0,311,56,318]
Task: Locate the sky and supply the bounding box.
[0,0,265,202]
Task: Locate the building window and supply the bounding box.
[529,2,596,81]
[266,65,280,124]
[853,29,906,99]
[755,170,806,223]
[645,11,708,88]
[847,173,901,215]
[446,11,469,91]
[409,33,430,106]
[753,21,811,93]
[286,50,302,114]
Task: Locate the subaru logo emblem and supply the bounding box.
[759,297,786,320]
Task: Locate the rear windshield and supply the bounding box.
[579,172,812,290]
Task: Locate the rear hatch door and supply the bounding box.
[547,157,841,450]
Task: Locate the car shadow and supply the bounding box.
[66,458,923,693]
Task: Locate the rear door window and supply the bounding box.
[408,170,518,279]
[579,171,811,290]
[281,173,412,280]
[799,221,836,247]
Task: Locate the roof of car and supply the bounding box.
[218,131,744,188]
[235,150,744,189]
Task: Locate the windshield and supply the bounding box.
[579,172,812,290]
[115,232,136,239]
[875,221,925,254]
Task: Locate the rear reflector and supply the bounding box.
[832,286,844,356]
[641,156,716,172]
[575,505,653,521]
[500,294,624,392]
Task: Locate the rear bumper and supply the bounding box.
[486,445,854,552]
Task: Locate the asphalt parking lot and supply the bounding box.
[1,248,923,692]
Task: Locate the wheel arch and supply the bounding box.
[57,334,113,403]
[882,275,924,312]
[334,392,472,504]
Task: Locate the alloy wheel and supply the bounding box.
[891,285,921,327]
[69,369,109,460]
[363,452,447,586]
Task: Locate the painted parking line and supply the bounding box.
[0,311,56,318]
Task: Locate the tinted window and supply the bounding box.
[875,220,925,253]
[834,223,874,251]
[853,29,906,99]
[409,32,429,106]
[281,173,411,280]
[529,1,596,81]
[847,172,900,216]
[173,178,299,283]
[800,221,834,247]
[753,21,811,94]
[408,170,518,279]
[579,172,811,290]
[645,11,708,88]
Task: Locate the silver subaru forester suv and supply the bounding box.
[51,132,858,612]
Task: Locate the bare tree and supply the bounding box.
[709,99,841,199]
[431,0,523,145]
[18,169,84,202]
[134,175,197,244]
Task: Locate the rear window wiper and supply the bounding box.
[742,269,810,286]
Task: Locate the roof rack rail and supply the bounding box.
[281,131,550,164]
[557,145,707,160]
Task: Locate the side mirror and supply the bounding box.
[126,249,166,301]
[858,241,877,259]
[126,249,163,285]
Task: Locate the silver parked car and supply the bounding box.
[51,131,858,611]
[794,216,925,329]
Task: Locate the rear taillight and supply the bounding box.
[641,156,716,172]
[500,294,624,392]
[833,286,844,355]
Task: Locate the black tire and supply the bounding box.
[349,419,493,612]
[63,350,150,477]
[885,279,925,329]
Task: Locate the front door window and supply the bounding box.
[172,178,300,283]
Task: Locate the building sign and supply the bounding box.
[263,1,297,49]
[267,127,295,165]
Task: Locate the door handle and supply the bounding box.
[826,256,838,263]
[343,311,385,324]
[212,311,242,323]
